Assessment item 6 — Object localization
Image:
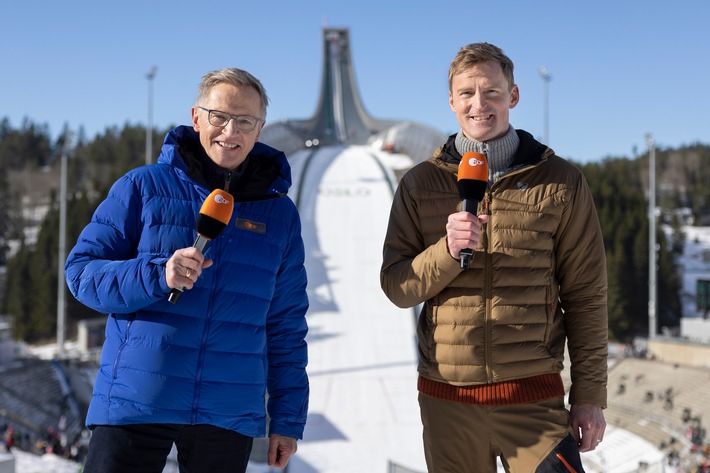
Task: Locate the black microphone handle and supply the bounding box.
[168,234,210,304]
[459,198,480,270]
[461,198,479,214]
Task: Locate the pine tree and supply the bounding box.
[0,152,9,266]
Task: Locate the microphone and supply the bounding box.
[456,151,488,269]
[169,189,235,303]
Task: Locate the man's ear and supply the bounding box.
[509,85,520,109]
[255,120,265,141]
[191,107,200,131]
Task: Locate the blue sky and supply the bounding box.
[2,0,708,163]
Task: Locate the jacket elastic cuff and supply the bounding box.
[268,420,305,440]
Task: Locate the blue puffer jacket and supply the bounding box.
[65,126,309,439]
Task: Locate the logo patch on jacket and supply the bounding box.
[236,218,266,234]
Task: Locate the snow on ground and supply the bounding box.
[7,449,82,473]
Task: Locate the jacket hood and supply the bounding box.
[159,125,292,201]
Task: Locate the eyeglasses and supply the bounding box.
[197,107,263,132]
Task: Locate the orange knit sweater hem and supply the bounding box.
[418,373,565,405]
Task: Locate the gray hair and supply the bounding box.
[195,68,270,118]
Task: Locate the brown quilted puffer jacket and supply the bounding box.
[380,130,608,408]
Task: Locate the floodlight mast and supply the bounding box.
[647,133,657,340]
[146,66,158,165]
[57,132,73,358]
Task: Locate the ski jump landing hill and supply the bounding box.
[287,144,425,472]
[260,27,442,473]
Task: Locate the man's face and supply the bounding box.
[191,82,265,171]
[449,60,519,142]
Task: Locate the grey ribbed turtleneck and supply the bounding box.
[454,126,520,183]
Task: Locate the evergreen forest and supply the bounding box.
[1,117,709,344]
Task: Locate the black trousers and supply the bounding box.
[82,424,254,473]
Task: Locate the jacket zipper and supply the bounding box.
[483,190,494,383]
[224,172,232,192]
[480,153,545,383]
[191,176,232,424]
[112,316,134,379]
[190,234,223,423]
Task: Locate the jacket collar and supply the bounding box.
[159,125,292,201]
[439,129,549,171]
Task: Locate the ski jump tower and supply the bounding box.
[260,28,444,162]
[300,28,396,145]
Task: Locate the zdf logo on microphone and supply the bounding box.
[467,156,486,167]
[214,194,231,205]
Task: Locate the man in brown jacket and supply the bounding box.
[380,42,607,472]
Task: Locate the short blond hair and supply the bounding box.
[448,43,515,91]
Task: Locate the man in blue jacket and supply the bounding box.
[65,68,309,473]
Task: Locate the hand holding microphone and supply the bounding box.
[168,189,234,303]
[455,151,488,269]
